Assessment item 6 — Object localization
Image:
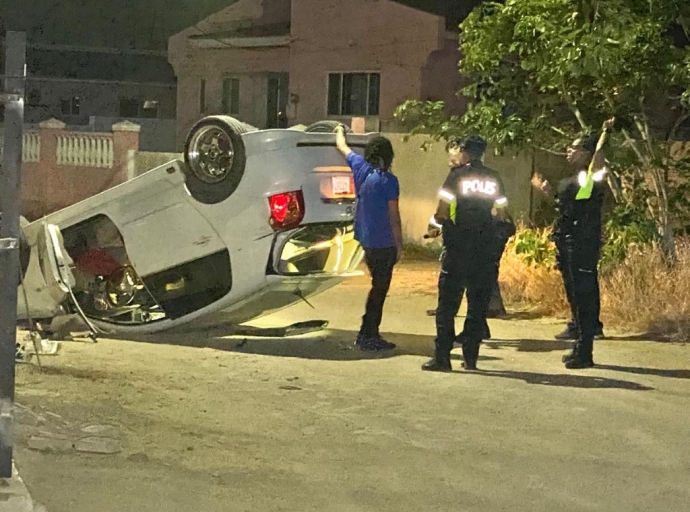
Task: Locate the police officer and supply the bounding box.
[533,118,614,368]
[487,214,516,317]
[422,135,509,372]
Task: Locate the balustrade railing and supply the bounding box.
[0,131,41,162]
[56,133,114,168]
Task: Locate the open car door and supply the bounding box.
[17,223,80,323]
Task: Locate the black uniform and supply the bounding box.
[431,160,507,370]
[487,217,516,316]
[554,174,606,366]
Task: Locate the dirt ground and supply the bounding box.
[13,261,690,512]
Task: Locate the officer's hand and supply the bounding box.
[530,173,551,195]
[424,227,442,239]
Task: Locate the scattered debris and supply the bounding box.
[80,424,119,438]
[75,437,122,454]
[279,385,303,391]
[27,436,73,453]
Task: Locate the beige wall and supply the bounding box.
[289,0,445,126]
[384,134,537,242]
[134,152,183,177]
[171,52,289,145]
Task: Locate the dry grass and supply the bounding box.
[600,241,690,341]
[499,241,570,318]
[499,231,690,341]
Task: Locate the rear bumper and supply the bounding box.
[267,222,364,277]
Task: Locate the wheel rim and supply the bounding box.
[187,126,235,184]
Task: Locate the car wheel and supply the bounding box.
[183,115,257,204]
[304,120,351,133]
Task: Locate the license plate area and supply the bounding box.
[320,175,355,201]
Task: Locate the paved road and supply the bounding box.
[13,265,690,512]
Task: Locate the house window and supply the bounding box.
[119,99,160,118]
[199,79,207,113]
[141,100,159,119]
[27,89,41,105]
[222,78,240,115]
[119,98,140,117]
[327,73,380,116]
[61,96,81,116]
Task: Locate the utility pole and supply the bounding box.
[0,31,26,479]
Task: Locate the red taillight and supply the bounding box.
[269,190,305,230]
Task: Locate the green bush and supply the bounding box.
[512,227,556,268]
[600,204,658,272]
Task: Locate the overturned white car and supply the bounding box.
[14,117,369,336]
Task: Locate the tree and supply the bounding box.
[395,0,690,261]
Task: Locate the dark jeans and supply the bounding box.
[359,246,397,338]
[556,238,603,333]
[435,247,496,358]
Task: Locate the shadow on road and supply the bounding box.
[474,369,654,391]
[485,338,572,353]
[96,328,678,388]
[596,364,690,379]
[102,327,508,363]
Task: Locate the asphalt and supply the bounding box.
[10,265,690,512]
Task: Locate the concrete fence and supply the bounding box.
[56,133,115,168]
[0,130,41,163]
[0,118,141,220]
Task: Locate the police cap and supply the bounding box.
[448,134,487,157]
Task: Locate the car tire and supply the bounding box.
[183,115,257,204]
[305,120,351,133]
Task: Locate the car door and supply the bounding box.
[17,222,76,320]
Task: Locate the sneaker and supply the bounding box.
[374,336,397,350]
[561,347,577,363]
[565,356,595,369]
[555,326,578,340]
[355,336,395,351]
[461,343,480,371]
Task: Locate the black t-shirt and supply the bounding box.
[440,161,507,248]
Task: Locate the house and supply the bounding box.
[168,0,466,148]
[0,43,177,124]
[1,41,179,151]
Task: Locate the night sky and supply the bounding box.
[0,0,481,51]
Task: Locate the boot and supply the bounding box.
[555,322,578,340]
[422,353,452,372]
[565,338,594,369]
[461,342,480,371]
[561,342,577,363]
